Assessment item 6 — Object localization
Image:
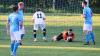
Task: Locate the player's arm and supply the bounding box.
[32,14,35,23]
[18,15,23,29]
[19,21,23,29]
[91,9,93,17]
[43,13,46,20]
[43,17,46,20]
[82,9,86,18]
[81,14,86,18]
[91,12,93,17]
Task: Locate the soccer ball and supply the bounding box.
[52,35,57,42]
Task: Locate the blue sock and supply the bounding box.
[21,34,24,39]
[13,41,20,55]
[85,33,90,43]
[10,41,15,52]
[90,32,95,43]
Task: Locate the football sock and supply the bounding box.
[33,30,36,38]
[33,34,36,38]
[10,41,15,52]
[13,41,20,55]
[90,32,95,43]
[21,34,24,39]
[43,29,46,37]
[85,33,90,43]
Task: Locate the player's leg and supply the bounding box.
[83,24,90,45]
[20,34,24,45]
[40,24,47,41]
[52,33,63,41]
[10,32,16,56]
[21,34,24,39]
[56,33,63,41]
[12,31,21,56]
[90,31,95,45]
[33,30,37,41]
[20,27,25,39]
[89,25,95,45]
[43,29,47,40]
[33,24,38,42]
[84,30,90,45]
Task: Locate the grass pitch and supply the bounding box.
[0,15,100,56]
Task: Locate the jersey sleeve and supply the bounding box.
[83,9,87,16]
[33,12,37,20]
[18,14,23,22]
[42,12,46,19]
[32,14,35,19]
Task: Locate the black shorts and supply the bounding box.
[56,33,63,41]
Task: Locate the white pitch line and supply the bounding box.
[0,45,100,51]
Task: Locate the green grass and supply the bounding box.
[0,15,100,56]
[1,47,100,56]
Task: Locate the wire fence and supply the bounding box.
[0,0,100,41]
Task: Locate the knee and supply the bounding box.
[33,30,36,34]
[11,40,15,44]
[16,40,21,43]
[43,29,46,32]
[84,30,89,35]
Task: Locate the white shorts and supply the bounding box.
[19,26,25,34]
[34,24,46,30]
[83,24,92,31]
[10,31,21,41]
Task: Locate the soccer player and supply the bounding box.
[52,29,74,42]
[18,2,25,45]
[82,1,95,45]
[7,5,23,56]
[32,8,47,42]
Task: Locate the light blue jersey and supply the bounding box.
[83,7,92,24]
[18,9,23,20]
[8,12,23,32]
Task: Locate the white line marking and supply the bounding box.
[0,45,100,51]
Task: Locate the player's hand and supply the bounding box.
[81,14,84,18]
[81,14,86,18]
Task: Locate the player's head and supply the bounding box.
[52,35,57,42]
[82,1,87,7]
[36,8,42,11]
[12,5,18,12]
[18,2,24,9]
[69,29,73,32]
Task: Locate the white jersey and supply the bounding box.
[33,11,46,24]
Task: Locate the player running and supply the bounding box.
[52,29,74,42]
[18,2,25,45]
[32,8,47,42]
[7,5,23,56]
[82,1,95,45]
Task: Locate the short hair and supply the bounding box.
[36,8,41,11]
[83,0,87,5]
[18,2,24,6]
[69,29,73,32]
[13,5,18,12]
